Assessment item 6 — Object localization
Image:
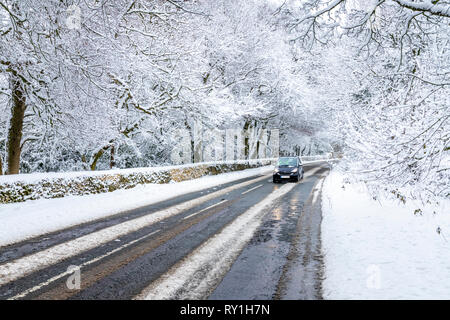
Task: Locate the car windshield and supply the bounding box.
[277,157,297,167]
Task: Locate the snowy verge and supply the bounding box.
[0,159,274,204]
[0,166,272,247]
[321,169,450,299]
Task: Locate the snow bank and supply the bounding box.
[321,170,450,299]
[0,159,274,204]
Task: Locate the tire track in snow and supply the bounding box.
[136,182,298,300]
[0,174,269,287]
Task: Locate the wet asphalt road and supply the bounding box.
[0,162,331,300]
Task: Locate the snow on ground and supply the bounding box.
[321,169,450,299]
[0,166,271,247]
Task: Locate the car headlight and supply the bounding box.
[292,168,298,173]
[273,168,279,173]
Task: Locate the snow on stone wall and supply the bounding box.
[0,159,274,204]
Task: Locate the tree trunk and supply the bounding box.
[243,119,251,159]
[110,145,115,169]
[184,120,195,163]
[0,156,3,175]
[90,147,107,171]
[6,76,26,175]
[301,145,306,156]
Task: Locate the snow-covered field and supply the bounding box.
[321,170,450,299]
[0,166,271,247]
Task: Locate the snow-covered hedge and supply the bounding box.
[0,159,274,204]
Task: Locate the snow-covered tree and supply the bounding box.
[286,0,450,201]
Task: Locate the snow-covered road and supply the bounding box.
[0,162,331,300]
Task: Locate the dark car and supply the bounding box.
[273,156,304,183]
